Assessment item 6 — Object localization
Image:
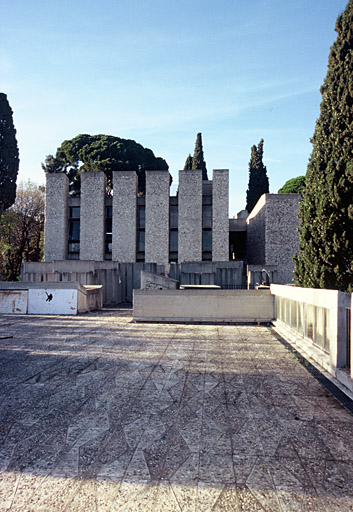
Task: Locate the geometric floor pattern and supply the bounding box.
[0,308,352,511]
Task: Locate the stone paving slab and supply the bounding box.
[0,308,353,511]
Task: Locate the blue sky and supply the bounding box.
[1,0,348,214]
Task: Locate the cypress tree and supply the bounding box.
[294,0,353,291]
[0,93,19,213]
[192,133,208,180]
[183,154,193,170]
[245,138,269,213]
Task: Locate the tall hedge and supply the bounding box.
[294,0,353,291]
[0,93,19,213]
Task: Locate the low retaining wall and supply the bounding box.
[0,282,102,315]
[133,289,274,323]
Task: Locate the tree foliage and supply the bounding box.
[42,134,169,195]
[0,93,19,213]
[183,154,193,170]
[0,181,45,281]
[191,133,208,180]
[294,1,353,291]
[245,139,269,213]
[278,176,306,194]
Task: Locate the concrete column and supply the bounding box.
[112,171,137,263]
[178,169,202,263]
[80,172,106,261]
[44,173,69,262]
[145,170,170,266]
[212,169,229,261]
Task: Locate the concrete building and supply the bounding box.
[25,168,300,304]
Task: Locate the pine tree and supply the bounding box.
[183,154,193,170]
[294,1,353,291]
[245,138,269,213]
[192,133,208,180]
[0,93,19,213]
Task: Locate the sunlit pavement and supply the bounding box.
[0,308,352,512]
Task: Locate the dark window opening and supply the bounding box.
[169,203,178,262]
[169,229,178,263]
[136,205,145,262]
[202,198,212,261]
[202,230,212,261]
[229,231,246,260]
[105,205,112,258]
[68,206,80,259]
[202,205,212,229]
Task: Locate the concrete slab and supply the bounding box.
[0,309,352,511]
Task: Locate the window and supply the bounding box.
[68,206,80,259]
[169,203,178,262]
[202,230,212,261]
[136,205,145,262]
[202,200,212,261]
[105,206,112,257]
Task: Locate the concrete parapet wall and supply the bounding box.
[44,173,69,262]
[80,172,106,261]
[21,260,162,305]
[212,169,229,261]
[145,171,170,265]
[169,261,243,288]
[178,169,202,262]
[133,289,274,323]
[271,284,351,379]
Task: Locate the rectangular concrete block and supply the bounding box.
[212,169,229,261]
[80,172,106,261]
[44,173,69,262]
[113,171,137,263]
[133,289,274,323]
[145,171,170,265]
[0,290,28,314]
[178,169,202,262]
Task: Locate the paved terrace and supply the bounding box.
[0,309,352,512]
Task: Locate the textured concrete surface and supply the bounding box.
[178,169,203,263]
[44,173,69,262]
[0,309,352,511]
[212,170,229,262]
[145,171,170,266]
[80,172,106,262]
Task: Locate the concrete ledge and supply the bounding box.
[133,289,274,323]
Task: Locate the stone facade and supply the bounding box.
[44,173,69,262]
[42,170,301,291]
[247,194,300,284]
[212,169,229,261]
[112,171,137,263]
[80,172,106,261]
[145,171,170,265]
[178,169,203,263]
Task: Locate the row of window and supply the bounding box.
[68,203,213,262]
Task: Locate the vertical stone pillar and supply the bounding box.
[80,172,106,261]
[212,169,229,261]
[112,171,137,262]
[44,173,69,262]
[145,170,170,265]
[178,169,202,262]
